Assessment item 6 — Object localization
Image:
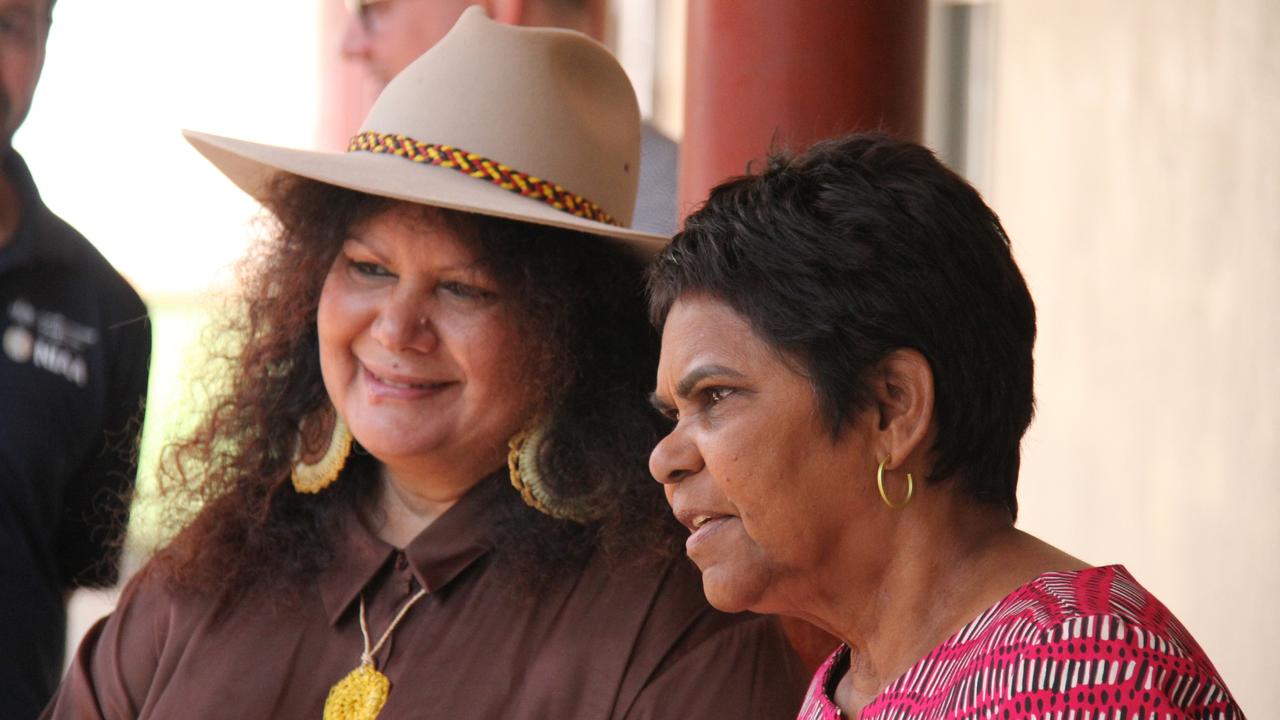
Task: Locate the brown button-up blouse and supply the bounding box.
[43,475,808,718]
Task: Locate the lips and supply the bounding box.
[673,506,736,555]
[692,514,720,531]
[684,515,733,555]
[674,508,730,533]
[375,374,441,390]
[361,364,456,400]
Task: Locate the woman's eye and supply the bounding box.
[440,281,494,301]
[351,260,391,277]
[706,387,733,405]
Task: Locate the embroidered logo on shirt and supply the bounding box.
[3,325,34,362]
[4,299,96,387]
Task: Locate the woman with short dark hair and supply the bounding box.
[647,133,1244,719]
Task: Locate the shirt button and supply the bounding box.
[395,553,408,571]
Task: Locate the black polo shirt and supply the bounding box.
[0,151,150,716]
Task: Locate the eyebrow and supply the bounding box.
[648,363,746,412]
[343,236,485,274]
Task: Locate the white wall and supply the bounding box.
[18,0,324,297]
[987,1,1280,714]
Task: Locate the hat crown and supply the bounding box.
[362,8,642,227]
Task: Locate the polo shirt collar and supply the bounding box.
[0,151,80,272]
[318,469,503,625]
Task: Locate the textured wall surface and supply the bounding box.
[988,1,1279,714]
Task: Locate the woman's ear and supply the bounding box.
[870,348,935,470]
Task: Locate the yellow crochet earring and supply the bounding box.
[507,422,599,523]
[292,410,353,494]
[508,423,554,516]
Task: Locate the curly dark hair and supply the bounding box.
[647,133,1036,520]
[152,176,681,609]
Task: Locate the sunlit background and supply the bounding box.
[18,0,326,540]
[17,0,1278,714]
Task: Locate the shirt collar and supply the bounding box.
[318,470,504,625]
[0,150,81,272]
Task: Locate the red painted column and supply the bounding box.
[317,0,380,151]
[682,0,927,671]
[681,0,927,218]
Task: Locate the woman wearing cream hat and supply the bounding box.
[43,9,806,719]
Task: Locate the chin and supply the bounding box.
[698,564,770,614]
[346,427,433,465]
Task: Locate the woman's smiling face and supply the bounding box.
[317,205,535,478]
[649,293,876,614]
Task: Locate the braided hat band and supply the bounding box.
[348,131,618,227]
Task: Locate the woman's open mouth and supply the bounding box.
[685,514,733,554]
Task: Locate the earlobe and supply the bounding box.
[872,349,935,470]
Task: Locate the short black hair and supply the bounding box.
[647,133,1036,519]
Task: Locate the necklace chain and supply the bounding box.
[359,588,428,668]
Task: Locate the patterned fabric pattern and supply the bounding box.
[797,565,1244,720]
[348,131,618,226]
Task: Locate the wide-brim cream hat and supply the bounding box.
[184,7,667,255]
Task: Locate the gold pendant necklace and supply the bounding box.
[323,587,429,720]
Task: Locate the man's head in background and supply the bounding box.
[342,0,603,87]
[0,0,52,154]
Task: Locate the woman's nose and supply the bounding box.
[370,292,437,353]
[649,425,703,485]
[340,14,371,60]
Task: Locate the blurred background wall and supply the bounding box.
[985,1,1280,713]
[20,0,1275,714]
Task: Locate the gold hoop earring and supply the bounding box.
[876,455,914,509]
[507,422,599,523]
[292,411,353,493]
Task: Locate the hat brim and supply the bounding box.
[184,130,670,258]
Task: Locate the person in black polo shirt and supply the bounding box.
[0,0,150,715]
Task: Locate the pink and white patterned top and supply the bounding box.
[797,565,1244,719]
